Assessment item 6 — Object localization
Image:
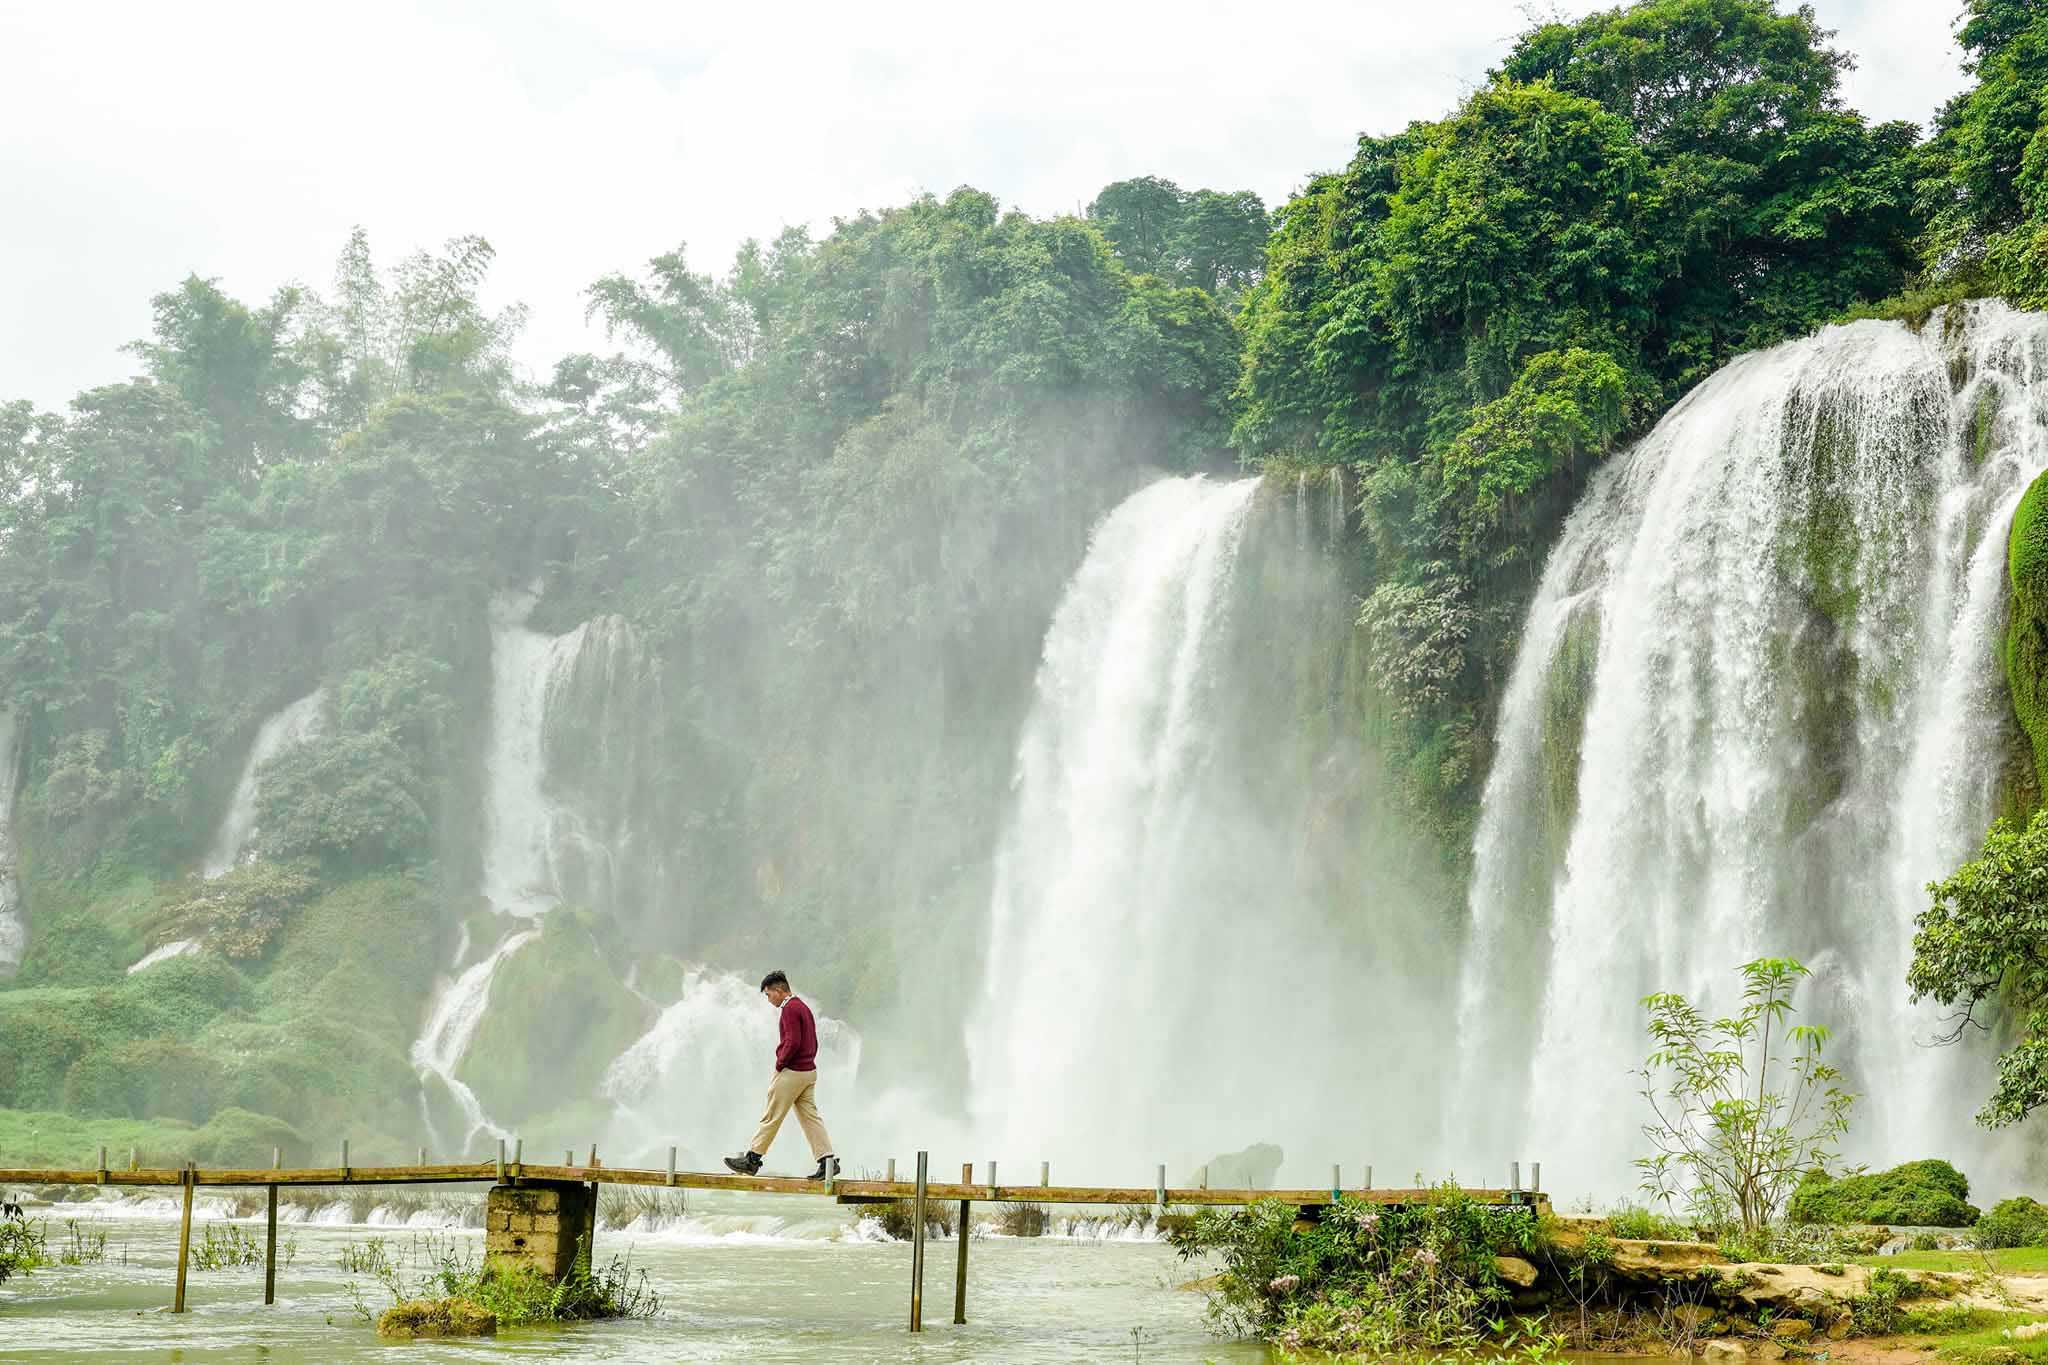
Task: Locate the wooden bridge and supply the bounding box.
[0,1146,1550,1335]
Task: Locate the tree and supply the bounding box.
[1909,809,2048,1127]
[1636,957,1854,1237]
[1087,175,1185,275]
[1087,176,1271,295]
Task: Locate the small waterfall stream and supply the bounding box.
[202,690,326,878]
[413,928,538,1151]
[0,709,23,977]
[1455,302,2048,1194]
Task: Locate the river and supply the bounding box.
[0,1190,1267,1362]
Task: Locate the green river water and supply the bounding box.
[0,1191,1270,1362]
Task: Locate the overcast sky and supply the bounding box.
[0,0,1968,413]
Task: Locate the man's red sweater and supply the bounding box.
[775,996,818,1072]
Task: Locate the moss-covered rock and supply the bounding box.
[377,1297,496,1339]
[458,910,653,1128]
[1787,1159,1978,1227]
[2008,470,2048,795]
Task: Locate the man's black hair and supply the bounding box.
[760,970,790,992]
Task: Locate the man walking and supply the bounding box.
[725,970,840,1181]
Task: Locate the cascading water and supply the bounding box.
[967,474,1434,1181]
[1456,302,2048,1197]
[412,928,537,1151]
[480,589,590,918]
[603,968,862,1167]
[0,709,23,977]
[202,690,326,878]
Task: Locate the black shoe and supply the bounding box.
[723,1150,763,1175]
[809,1155,840,1182]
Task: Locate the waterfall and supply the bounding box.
[412,928,537,1151]
[0,709,23,977]
[202,689,325,878]
[968,473,1420,1179]
[480,589,590,917]
[1457,302,2048,1197]
[1295,471,1309,548]
[602,969,862,1167]
[1326,466,1344,546]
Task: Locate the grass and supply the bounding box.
[597,1186,687,1229]
[1857,1248,2048,1274]
[340,1231,660,1326]
[1922,1311,2048,1364]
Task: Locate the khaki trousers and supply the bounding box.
[749,1067,834,1161]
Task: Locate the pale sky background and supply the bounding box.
[0,0,1969,413]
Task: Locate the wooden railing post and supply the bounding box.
[173,1164,195,1313]
[264,1147,279,1306]
[909,1151,928,1333]
[954,1162,972,1324]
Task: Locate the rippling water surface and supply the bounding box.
[0,1191,1266,1362]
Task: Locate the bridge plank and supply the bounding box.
[0,1165,1535,1209]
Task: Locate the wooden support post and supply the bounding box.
[909,1151,928,1333]
[513,1137,523,1171]
[1332,1164,1342,1202]
[666,1146,677,1187]
[588,1143,599,1168]
[264,1145,279,1306]
[96,1145,107,1186]
[582,1181,599,1273]
[340,1139,349,1180]
[173,1165,194,1313]
[418,1146,427,1165]
[565,1149,574,1168]
[128,1146,137,1171]
[1040,1160,1049,1188]
[954,1162,971,1325]
[886,1157,896,1183]
[1156,1164,1166,1210]
[1364,1164,1373,1191]
[496,1138,506,1182]
[1511,1162,1521,1195]
[1532,1162,1541,1194]
[986,1160,997,1196]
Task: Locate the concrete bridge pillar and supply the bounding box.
[485,1180,595,1282]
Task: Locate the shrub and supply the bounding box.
[996,1202,1049,1237]
[61,1040,226,1123]
[151,861,321,960]
[1605,1203,1695,1241]
[0,1202,49,1283]
[1168,1185,1534,1354]
[1787,1160,1978,1227]
[1976,1197,2048,1249]
[874,1197,953,1241]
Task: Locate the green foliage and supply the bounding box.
[0,1201,49,1284]
[252,734,429,871]
[1233,0,1921,838]
[1086,176,1271,296]
[1636,957,1854,1237]
[1167,1185,1533,1353]
[346,1232,659,1326]
[1917,0,2048,307]
[2009,472,2048,794]
[151,860,321,959]
[1910,808,2048,1128]
[1851,1266,1914,1335]
[1787,1160,1979,1228]
[1976,1198,2048,1250]
[189,1220,266,1270]
[1604,1203,1695,1241]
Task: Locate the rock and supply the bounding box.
[1757,1342,1787,1361]
[1827,1318,1851,1341]
[2011,1322,2048,1341]
[1495,1255,1540,1288]
[1773,1319,1814,1340]
[1189,1143,1284,1191]
[1177,1273,1226,1293]
[1672,1304,1713,1332]
[376,1298,496,1339]
[1703,1338,1748,1364]
[1544,1224,1730,1278]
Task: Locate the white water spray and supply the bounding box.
[412,928,537,1151]
[1457,303,2048,1197]
[203,690,326,878]
[968,474,1413,1180]
[602,968,862,1167]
